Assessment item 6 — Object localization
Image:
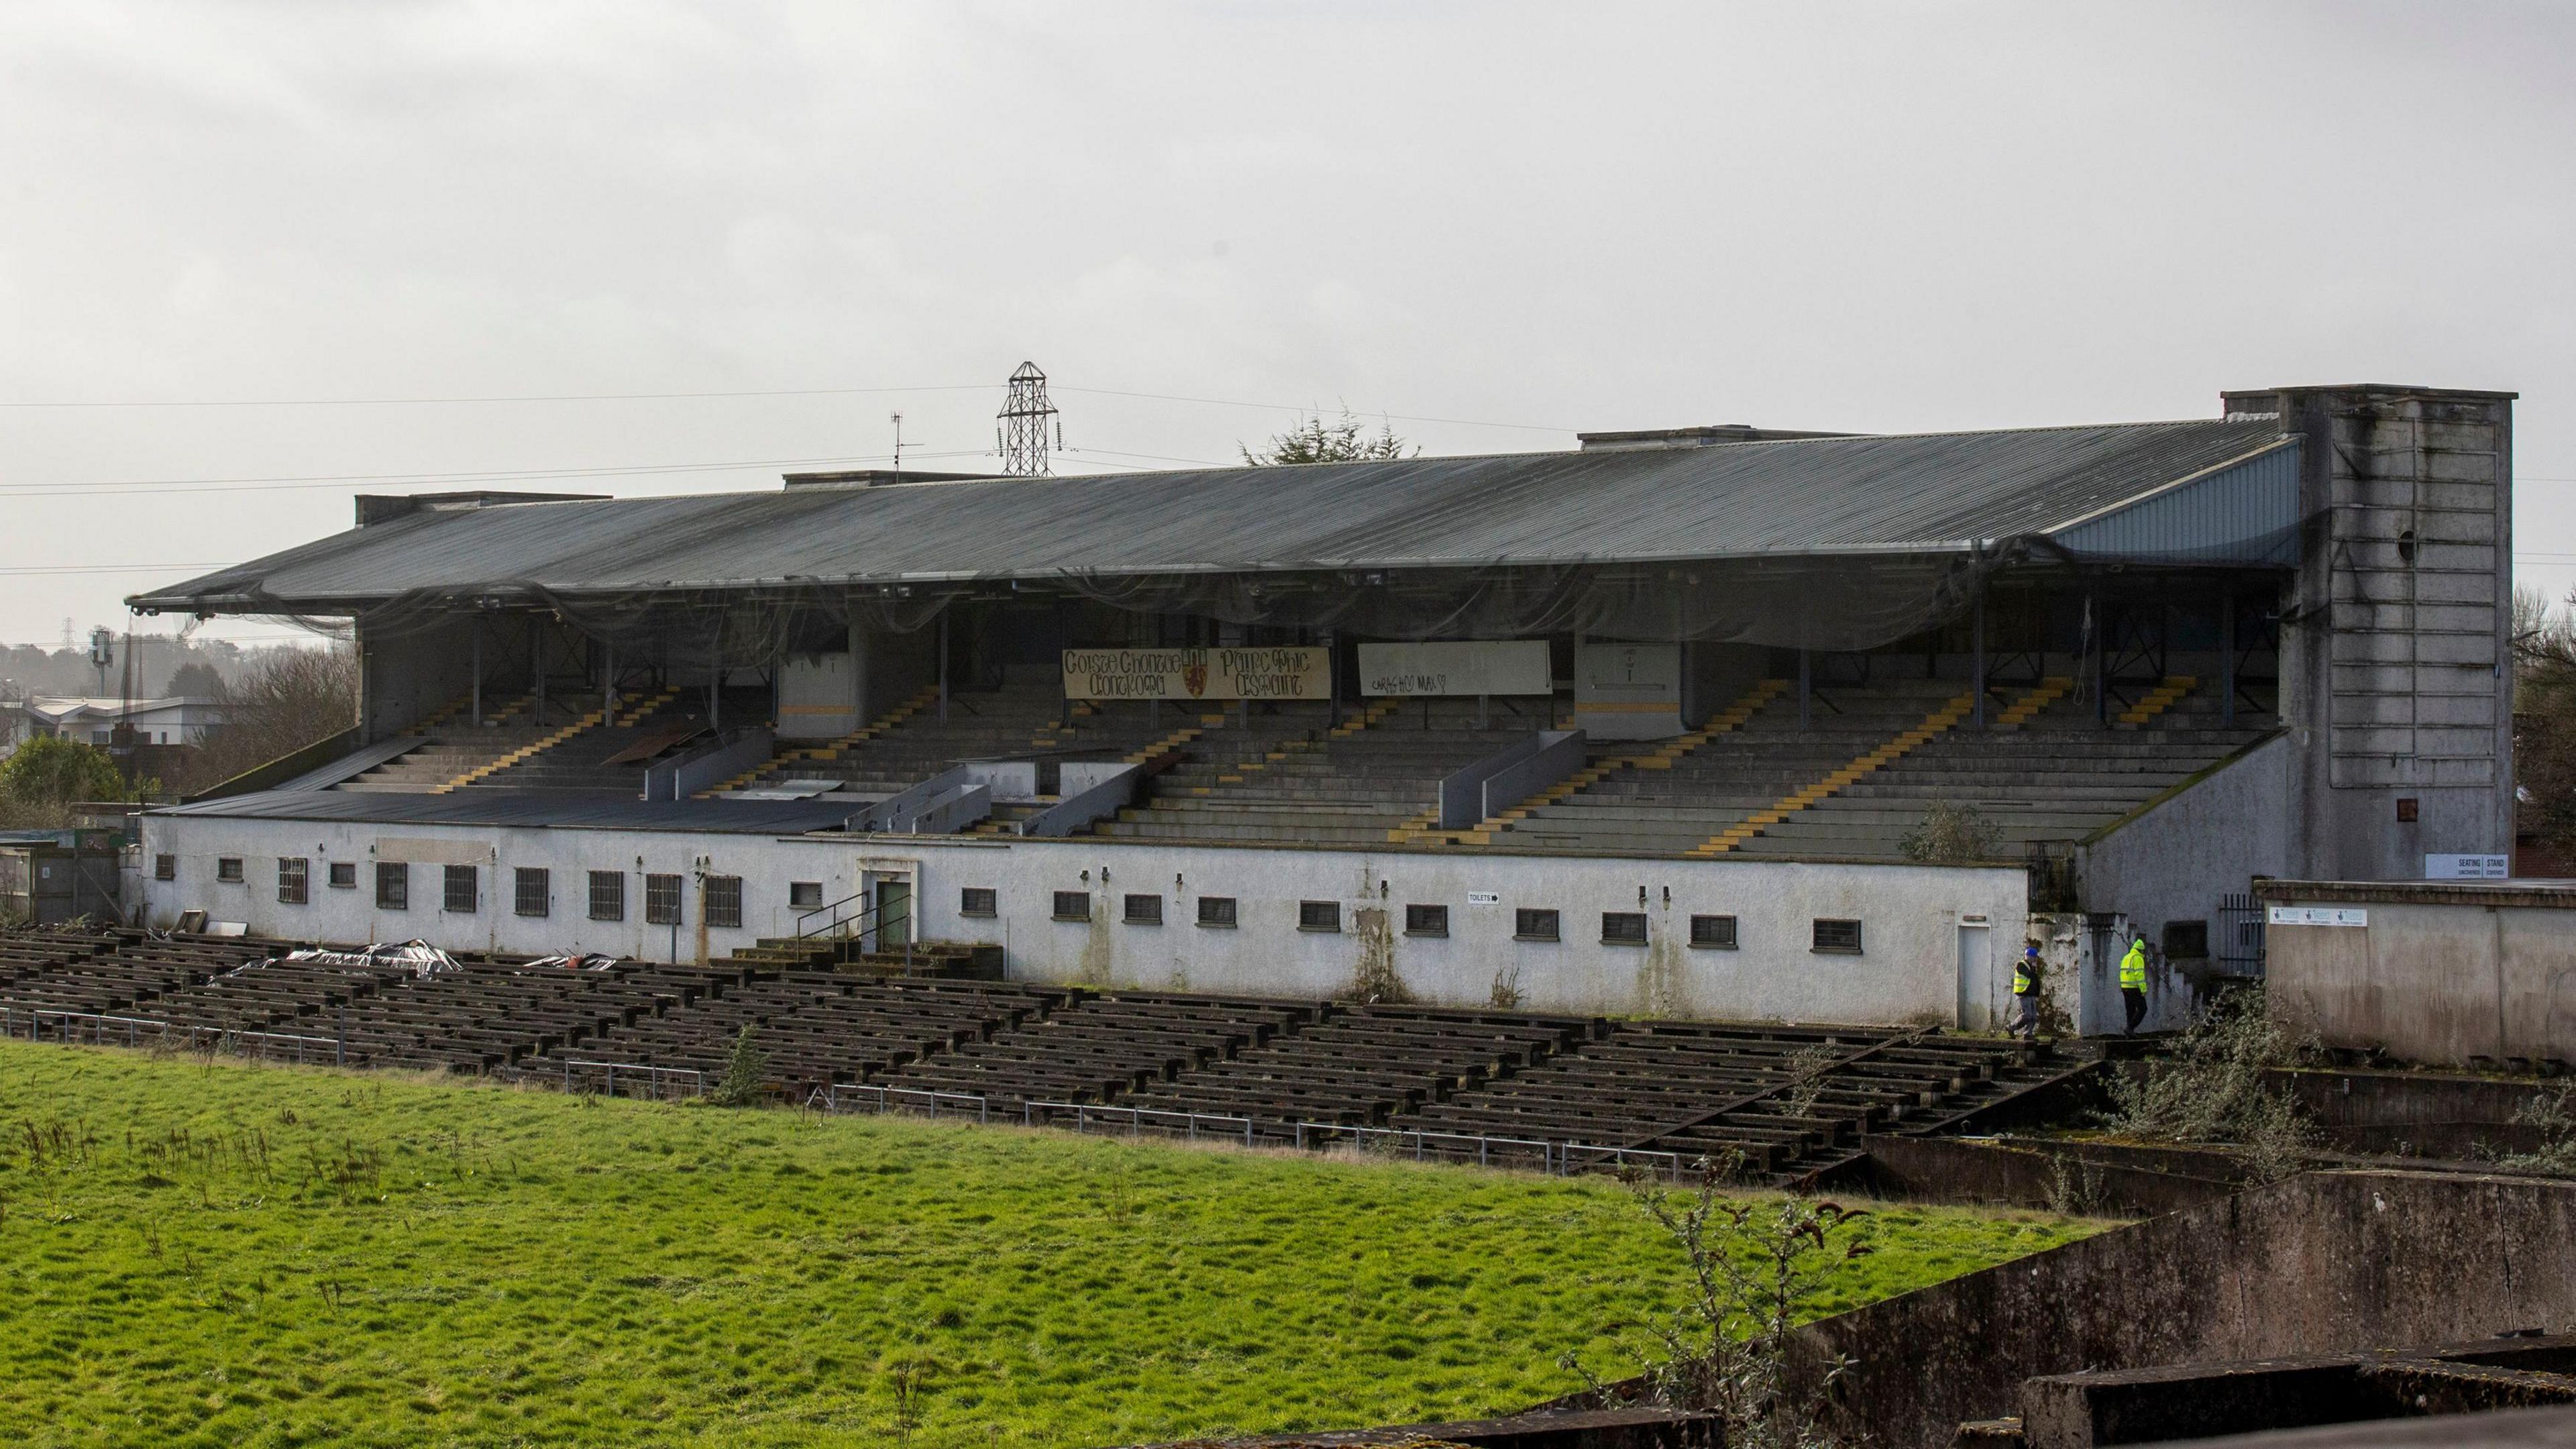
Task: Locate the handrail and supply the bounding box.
[792,890,912,968]
[1021,1099,1255,1146]
[559,1059,703,1099]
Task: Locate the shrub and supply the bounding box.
[1898,800,1996,865]
[709,1024,769,1108]
[2104,986,2317,1182]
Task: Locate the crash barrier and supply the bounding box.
[559,1059,704,1101]
[1293,1121,1690,1181]
[1021,1099,1256,1146]
[3,1007,347,1065]
[810,1083,992,1122]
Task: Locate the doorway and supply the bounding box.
[1955,914,1992,1030]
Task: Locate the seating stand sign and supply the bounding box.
[2424,853,2510,881]
[1356,641,1551,698]
[1061,647,1329,701]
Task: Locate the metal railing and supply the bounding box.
[3,1008,348,1065]
[810,1083,990,1122]
[1022,1099,1256,1146]
[1293,1122,1688,1181]
[560,1059,704,1100]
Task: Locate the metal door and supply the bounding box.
[1955,915,1992,1030]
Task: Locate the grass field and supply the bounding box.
[0,1042,2103,1448]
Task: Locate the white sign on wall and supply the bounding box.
[1465,891,1501,906]
[1061,647,1330,702]
[1358,640,1551,698]
[1575,641,1684,741]
[2425,853,2510,880]
[2267,906,2370,928]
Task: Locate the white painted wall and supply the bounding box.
[137,812,2027,1028]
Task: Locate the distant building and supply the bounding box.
[1,696,225,751]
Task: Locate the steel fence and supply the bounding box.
[1,1008,350,1065]
[560,1059,704,1101]
[1021,1100,1256,1146]
[810,1083,990,1122]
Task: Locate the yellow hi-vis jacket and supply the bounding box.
[2120,941,2148,990]
[2013,959,2038,995]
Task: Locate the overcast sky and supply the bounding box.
[3,1,2571,657]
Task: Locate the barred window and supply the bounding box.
[1298,900,1340,932]
[1051,890,1090,922]
[1404,904,1448,937]
[515,867,551,918]
[644,873,683,926]
[443,864,478,914]
[216,857,244,883]
[376,862,409,911]
[959,887,998,918]
[1812,918,1863,955]
[588,870,624,922]
[1197,896,1238,928]
[328,861,358,890]
[1123,893,1163,925]
[153,854,175,881]
[704,875,743,929]
[276,857,309,906]
[1601,911,1648,945]
[1515,908,1560,942]
[1689,914,1738,949]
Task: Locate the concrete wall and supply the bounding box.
[2080,733,2291,954]
[2263,887,2576,1067]
[2223,385,2518,883]
[1792,1169,2576,1449]
[133,810,2027,1024]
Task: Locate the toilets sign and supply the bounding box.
[1062,647,1330,701]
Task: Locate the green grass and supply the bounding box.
[0,1042,2101,1448]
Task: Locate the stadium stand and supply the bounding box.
[1097,695,1564,847]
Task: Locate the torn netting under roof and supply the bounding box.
[204,547,2027,659]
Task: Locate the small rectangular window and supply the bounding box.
[153,854,175,881]
[1197,896,1238,928]
[1601,911,1648,945]
[644,873,683,926]
[216,857,244,883]
[1298,900,1340,932]
[1515,908,1560,942]
[276,857,309,906]
[704,875,743,929]
[1404,903,1449,937]
[1123,893,1163,925]
[589,871,625,922]
[1812,918,1864,955]
[788,881,823,911]
[444,863,479,914]
[959,887,998,918]
[376,861,409,911]
[1689,914,1738,950]
[1052,890,1090,922]
[328,861,357,890]
[515,867,551,918]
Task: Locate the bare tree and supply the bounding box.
[182,646,359,792]
[1240,409,1414,465]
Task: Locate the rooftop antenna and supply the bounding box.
[997,361,1059,477]
[890,411,905,481]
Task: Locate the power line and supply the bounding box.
[1051,384,1576,434]
[0,449,991,499]
[0,383,992,409]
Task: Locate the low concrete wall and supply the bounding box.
[135,809,2027,1023]
[2276,1067,2558,1159]
[1839,1133,2242,1218]
[2260,881,2576,1068]
[1790,1170,2576,1449]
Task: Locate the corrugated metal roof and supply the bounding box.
[131,418,2293,611]
[153,790,860,835]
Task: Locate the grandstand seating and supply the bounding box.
[1096,695,1563,847]
[1,926,2085,1183]
[880,990,1315,1107]
[722,682,1177,799]
[462,688,705,792]
[1477,675,2276,861]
